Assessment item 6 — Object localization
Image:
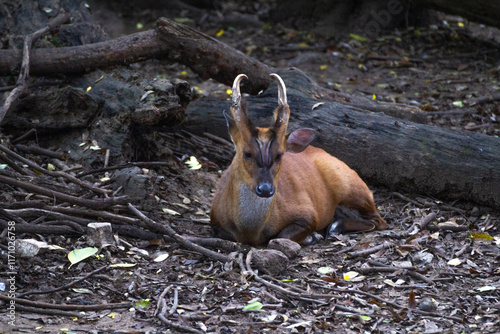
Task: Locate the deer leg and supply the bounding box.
[327,205,386,238]
[275,217,316,244]
[211,224,237,242]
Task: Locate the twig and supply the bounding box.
[13,305,79,317]
[330,286,403,310]
[14,144,65,159]
[128,203,231,263]
[393,192,423,207]
[358,266,434,285]
[415,212,437,231]
[426,224,468,232]
[0,152,28,175]
[464,123,491,131]
[406,271,434,285]
[4,208,100,225]
[243,252,325,305]
[426,108,477,116]
[185,236,241,252]
[11,129,37,144]
[154,285,173,316]
[169,288,179,315]
[0,294,131,311]
[203,132,233,147]
[0,11,70,124]
[470,92,500,106]
[0,143,110,195]
[42,220,87,233]
[76,161,173,178]
[0,175,128,209]
[157,298,203,334]
[349,241,392,257]
[45,205,143,226]
[16,266,108,298]
[0,218,80,235]
[413,309,463,322]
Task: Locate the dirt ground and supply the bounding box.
[1,2,500,334]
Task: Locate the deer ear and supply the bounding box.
[286,128,315,153]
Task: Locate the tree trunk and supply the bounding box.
[183,68,500,209]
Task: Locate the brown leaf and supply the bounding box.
[408,290,416,309]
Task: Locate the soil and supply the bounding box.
[1,1,499,334]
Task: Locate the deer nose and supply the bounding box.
[255,183,274,198]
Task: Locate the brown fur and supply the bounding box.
[210,74,386,245]
[210,143,386,245]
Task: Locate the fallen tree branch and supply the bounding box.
[127,203,232,263]
[0,17,423,121]
[0,175,128,209]
[0,219,81,235]
[0,10,69,124]
[155,17,274,95]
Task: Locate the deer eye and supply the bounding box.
[243,151,252,160]
[275,152,283,162]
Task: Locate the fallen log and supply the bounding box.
[183,68,500,209]
[2,15,497,208]
[0,18,423,122]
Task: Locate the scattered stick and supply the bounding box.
[3,208,94,225]
[415,212,437,231]
[349,241,392,257]
[185,236,241,252]
[45,205,143,226]
[76,161,173,178]
[154,285,173,316]
[0,219,81,235]
[13,144,66,159]
[0,152,28,175]
[157,297,203,334]
[169,288,179,315]
[243,252,327,305]
[16,265,109,298]
[470,92,500,106]
[0,174,128,209]
[406,271,434,285]
[13,305,79,317]
[393,192,424,207]
[358,266,434,285]
[0,143,110,195]
[426,224,468,232]
[0,294,131,311]
[128,203,231,263]
[203,132,233,148]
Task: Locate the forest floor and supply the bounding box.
[2,2,500,334]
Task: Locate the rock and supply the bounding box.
[87,222,115,248]
[113,167,150,201]
[418,298,437,312]
[15,239,64,258]
[251,249,288,275]
[267,238,301,259]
